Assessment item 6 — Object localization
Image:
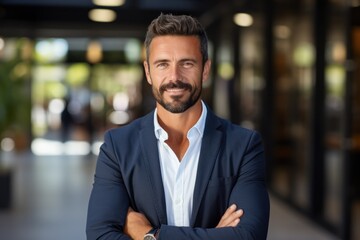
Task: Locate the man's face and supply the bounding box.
[144,35,211,113]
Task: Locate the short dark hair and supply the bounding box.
[144,13,209,64]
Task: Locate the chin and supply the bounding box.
[162,99,198,113]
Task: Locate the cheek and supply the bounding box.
[149,71,168,85]
[154,69,169,79]
[147,76,161,89]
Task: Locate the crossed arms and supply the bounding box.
[125,204,244,240]
[86,128,270,240]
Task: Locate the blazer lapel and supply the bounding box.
[190,110,223,226]
[139,112,168,225]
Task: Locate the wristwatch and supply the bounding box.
[143,227,159,240]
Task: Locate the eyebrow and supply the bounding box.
[179,58,197,63]
[153,59,170,65]
[152,58,198,65]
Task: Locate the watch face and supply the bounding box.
[143,234,156,240]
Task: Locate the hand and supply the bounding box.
[216,204,243,228]
[124,207,153,240]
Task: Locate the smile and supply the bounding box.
[160,80,192,94]
[166,88,186,92]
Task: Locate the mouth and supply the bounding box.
[160,80,192,95]
[166,88,187,94]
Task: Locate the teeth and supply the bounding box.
[166,89,185,94]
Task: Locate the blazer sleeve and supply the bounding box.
[157,131,270,240]
[86,126,269,240]
[86,131,132,240]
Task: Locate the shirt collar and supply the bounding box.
[154,101,207,140]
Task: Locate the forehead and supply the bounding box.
[148,35,201,60]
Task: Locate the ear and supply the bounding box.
[202,60,211,83]
[143,60,152,85]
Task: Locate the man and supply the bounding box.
[86,13,269,240]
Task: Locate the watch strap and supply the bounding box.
[147,227,158,235]
[143,227,159,240]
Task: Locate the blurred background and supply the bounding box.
[0,0,359,239]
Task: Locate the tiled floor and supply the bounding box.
[0,151,341,240]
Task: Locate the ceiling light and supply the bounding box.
[89,9,117,22]
[233,13,253,27]
[86,40,103,63]
[92,0,125,7]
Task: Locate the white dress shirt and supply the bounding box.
[154,101,207,226]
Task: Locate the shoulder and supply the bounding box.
[221,117,261,141]
[205,110,263,154]
[207,108,259,138]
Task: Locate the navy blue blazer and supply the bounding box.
[86,107,269,239]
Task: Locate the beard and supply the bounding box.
[152,80,201,113]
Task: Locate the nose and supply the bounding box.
[169,64,181,81]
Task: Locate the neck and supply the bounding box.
[156,100,203,161]
[156,100,202,139]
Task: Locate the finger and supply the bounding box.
[217,204,236,227]
[232,209,243,224]
[225,209,243,225]
[217,208,243,228]
[236,209,244,218]
[221,204,237,220]
[229,217,241,227]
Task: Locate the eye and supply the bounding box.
[156,62,168,69]
[182,61,194,68]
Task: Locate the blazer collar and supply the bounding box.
[139,107,224,226]
[139,111,168,225]
[190,108,223,226]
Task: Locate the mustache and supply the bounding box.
[159,80,192,93]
